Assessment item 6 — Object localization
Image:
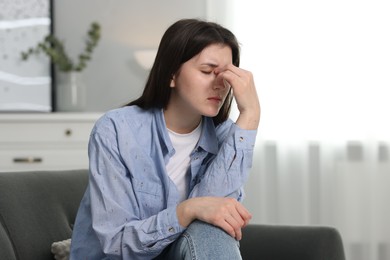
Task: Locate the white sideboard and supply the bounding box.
[0,113,102,172]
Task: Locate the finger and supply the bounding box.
[221,69,253,93]
[235,227,242,241]
[228,208,246,227]
[216,64,244,77]
[217,219,236,238]
[235,204,252,226]
[223,78,231,89]
[215,69,244,92]
[224,215,242,240]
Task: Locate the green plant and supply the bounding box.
[21,22,101,72]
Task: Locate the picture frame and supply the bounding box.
[0,0,53,112]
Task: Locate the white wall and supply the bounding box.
[220,1,390,259]
[54,0,207,112]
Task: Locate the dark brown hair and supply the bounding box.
[127,19,240,125]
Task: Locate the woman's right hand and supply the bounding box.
[176,197,252,240]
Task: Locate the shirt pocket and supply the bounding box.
[132,178,165,218]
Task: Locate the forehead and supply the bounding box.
[192,44,232,66]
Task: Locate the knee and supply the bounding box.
[185,220,239,247]
[181,221,241,259]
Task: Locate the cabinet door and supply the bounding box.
[0,149,89,172]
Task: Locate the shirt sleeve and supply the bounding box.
[87,126,184,259]
[189,123,257,200]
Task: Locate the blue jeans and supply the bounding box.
[157,221,242,260]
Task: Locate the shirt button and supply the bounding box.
[168,227,175,233]
[239,136,244,142]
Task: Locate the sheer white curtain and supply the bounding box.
[208,1,390,259]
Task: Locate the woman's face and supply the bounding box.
[168,43,232,119]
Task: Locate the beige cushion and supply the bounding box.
[51,238,71,260]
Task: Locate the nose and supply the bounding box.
[213,73,227,90]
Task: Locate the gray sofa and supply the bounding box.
[0,169,346,260]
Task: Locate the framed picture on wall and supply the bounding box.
[0,0,53,112]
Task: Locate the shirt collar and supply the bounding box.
[197,117,218,155]
[155,109,219,156]
[154,109,175,159]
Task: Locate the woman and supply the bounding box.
[70,18,260,259]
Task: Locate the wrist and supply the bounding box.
[236,110,260,130]
[177,199,196,228]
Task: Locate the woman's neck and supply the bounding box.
[163,108,202,134]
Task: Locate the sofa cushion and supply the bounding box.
[0,170,88,260]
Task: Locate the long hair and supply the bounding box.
[127,19,240,125]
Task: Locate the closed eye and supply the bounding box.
[200,63,217,75]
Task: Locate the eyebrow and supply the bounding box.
[200,62,218,70]
[200,63,218,68]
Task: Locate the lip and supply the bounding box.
[207,96,222,103]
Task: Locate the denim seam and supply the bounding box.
[183,231,197,260]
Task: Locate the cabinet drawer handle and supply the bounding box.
[13,157,43,164]
[65,128,73,136]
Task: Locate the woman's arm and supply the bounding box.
[181,123,255,240]
[188,122,257,199]
[179,66,259,239]
[86,131,184,259]
[189,65,259,198]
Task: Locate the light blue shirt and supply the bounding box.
[70,106,257,260]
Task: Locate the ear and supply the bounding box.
[170,75,176,88]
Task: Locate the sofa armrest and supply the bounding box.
[0,220,16,260]
[240,224,346,260]
[0,170,88,260]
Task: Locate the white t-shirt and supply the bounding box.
[166,122,202,202]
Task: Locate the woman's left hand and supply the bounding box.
[216,65,260,130]
[176,197,252,240]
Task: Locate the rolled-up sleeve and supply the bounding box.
[189,123,257,200]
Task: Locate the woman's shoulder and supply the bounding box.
[92,106,155,134]
[104,105,152,119]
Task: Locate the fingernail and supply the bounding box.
[223,79,231,88]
